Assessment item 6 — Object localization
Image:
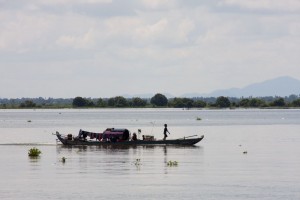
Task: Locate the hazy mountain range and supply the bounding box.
[182,76,300,98]
[124,76,300,98]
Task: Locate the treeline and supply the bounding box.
[0,97,73,108]
[1,93,300,109]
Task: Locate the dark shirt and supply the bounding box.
[132,134,137,141]
[164,127,169,135]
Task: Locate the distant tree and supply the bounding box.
[170,98,184,108]
[150,93,168,107]
[292,99,300,107]
[231,102,237,107]
[193,100,207,108]
[239,99,250,107]
[286,94,298,103]
[170,98,194,108]
[182,98,194,108]
[96,98,107,107]
[86,100,95,107]
[72,97,87,107]
[215,96,231,108]
[271,98,285,107]
[107,97,116,107]
[249,98,266,107]
[114,96,128,107]
[19,100,36,108]
[131,97,147,107]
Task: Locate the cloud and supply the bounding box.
[0,0,300,97]
[27,0,113,6]
[221,0,300,12]
[56,29,96,49]
[0,11,52,52]
[140,0,178,9]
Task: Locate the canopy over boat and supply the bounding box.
[77,128,129,141]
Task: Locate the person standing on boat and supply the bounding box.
[163,124,170,140]
[132,133,137,141]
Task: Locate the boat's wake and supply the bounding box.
[0,143,57,146]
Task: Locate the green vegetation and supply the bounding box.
[96,98,107,107]
[20,100,36,108]
[167,160,178,166]
[193,100,207,108]
[292,99,300,107]
[150,93,168,107]
[1,94,300,109]
[28,147,42,157]
[108,96,128,107]
[169,97,194,108]
[131,97,147,107]
[72,96,94,107]
[215,96,231,108]
[270,98,285,107]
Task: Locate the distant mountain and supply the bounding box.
[182,76,300,98]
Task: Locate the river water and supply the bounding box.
[0,109,299,200]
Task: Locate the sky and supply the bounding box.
[0,0,299,98]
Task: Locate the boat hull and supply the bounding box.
[56,132,204,146]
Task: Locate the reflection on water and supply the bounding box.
[51,144,204,180]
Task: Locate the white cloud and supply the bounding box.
[178,18,195,41]
[140,0,177,9]
[39,0,113,5]
[56,29,96,49]
[0,0,300,97]
[135,18,169,41]
[221,0,300,12]
[0,11,52,52]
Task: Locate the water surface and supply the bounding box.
[0,109,299,199]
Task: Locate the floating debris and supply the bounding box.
[27,120,32,123]
[61,157,66,163]
[243,151,248,154]
[196,117,202,121]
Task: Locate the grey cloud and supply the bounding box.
[0,0,137,17]
[0,0,300,98]
[41,0,137,18]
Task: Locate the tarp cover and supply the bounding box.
[78,128,129,141]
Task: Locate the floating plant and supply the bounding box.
[28,147,41,157]
[167,160,178,166]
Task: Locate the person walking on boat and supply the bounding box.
[163,124,170,140]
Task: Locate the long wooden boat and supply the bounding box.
[55,128,204,146]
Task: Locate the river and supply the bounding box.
[0,109,299,199]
